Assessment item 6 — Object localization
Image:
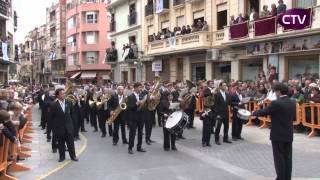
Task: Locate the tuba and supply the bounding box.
[147,76,161,111]
[107,95,128,125]
[179,80,196,110]
[65,80,78,105]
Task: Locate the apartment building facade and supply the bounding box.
[66,0,110,85]
[142,0,320,82]
[106,0,143,83]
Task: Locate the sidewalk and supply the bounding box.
[11,105,86,180]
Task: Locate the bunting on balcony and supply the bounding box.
[254,16,277,37]
[1,42,9,61]
[168,36,176,50]
[229,21,249,40]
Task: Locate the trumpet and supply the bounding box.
[89,99,96,107]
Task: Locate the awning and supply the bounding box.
[102,75,110,80]
[70,72,81,79]
[81,72,96,79]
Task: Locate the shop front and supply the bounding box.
[286,54,319,80]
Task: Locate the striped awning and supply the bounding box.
[70,72,81,79]
[81,72,96,79]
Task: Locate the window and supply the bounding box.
[85,31,98,44]
[295,0,317,8]
[86,11,98,24]
[217,3,227,30]
[67,16,77,30]
[85,52,98,64]
[176,15,185,28]
[68,54,78,65]
[161,21,170,33]
[193,10,204,21]
[67,36,77,46]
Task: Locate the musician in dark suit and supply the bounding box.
[141,83,155,145]
[231,85,245,141]
[79,93,87,132]
[88,87,98,132]
[159,92,177,151]
[201,86,214,147]
[252,83,296,180]
[49,89,78,162]
[97,90,108,138]
[214,82,232,145]
[127,83,146,154]
[70,95,81,141]
[109,86,128,145]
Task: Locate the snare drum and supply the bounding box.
[237,109,251,120]
[165,111,189,134]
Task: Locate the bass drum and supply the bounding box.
[165,111,189,134]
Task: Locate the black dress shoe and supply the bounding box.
[149,139,155,143]
[215,141,221,145]
[202,143,206,147]
[137,148,146,152]
[223,140,232,144]
[232,137,238,141]
[164,148,170,151]
[52,149,57,153]
[146,141,151,145]
[123,141,128,144]
[238,137,244,140]
[179,136,186,140]
[81,129,87,132]
[58,158,65,162]
[112,142,117,146]
[71,157,78,161]
[128,149,133,154]
[207,143,212,147]
[101,134,106,138]
[171,147,178,151]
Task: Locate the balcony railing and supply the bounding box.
[128,12,137,26]
[110,21,116,32]
[145,4,154,17]
[223,6,320,43]
[173,0,185,7]
[147,31,212,55]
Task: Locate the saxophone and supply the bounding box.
[106,96,128,125]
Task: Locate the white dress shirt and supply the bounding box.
[118,95,123,105]
[266,90,277,101]
[220,90,226,101]
[59,99,65,113]
[134,92,140,102]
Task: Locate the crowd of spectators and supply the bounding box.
[229,0,287,26]
[148,19,209,42]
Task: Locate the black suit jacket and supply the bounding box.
[213,91,231,119]
[126,93,140,122]
[49,100,74,137]
[253,96,296,142]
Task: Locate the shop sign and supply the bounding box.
[247,35,320,56]
[152,60,162,72]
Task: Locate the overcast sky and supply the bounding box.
[14,0,56,44]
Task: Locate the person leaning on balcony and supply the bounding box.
[186,25,192,34]
[271,3,277,16]
[202,21,209,31]
[229,15,236,25]
[249,8,258,21]
[260,5,271,18]
[181,25,187,35]
[277,0,286,14]
[236,13,245,24]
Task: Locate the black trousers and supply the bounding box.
[186,110,195,127]
[79,106,86,131]
[156,107,162,126]
[84,105,90,123]
[163,126,176,149]
[144,110,155,141]
[40,108,47,128]
[51,132,58,151]
[202,113,212,145]
[113,115,127,143]
[98,110,107,135]
[57,131,76,159]
[232,110,243,139]
[128,113,144,150]
[215,117,229,142]
[272,141,292,180]
[90,108,98,130]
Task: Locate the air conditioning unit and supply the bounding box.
[206,49,220,61]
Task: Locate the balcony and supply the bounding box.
[223,6,320,46]
[109,21,116,32]
[173,0,185,8]
[128,12,137,26]
[105,48,118,63]
[147,31,212,55]
[145,4,153,17]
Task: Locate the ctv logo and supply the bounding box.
[278,8,311,30]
